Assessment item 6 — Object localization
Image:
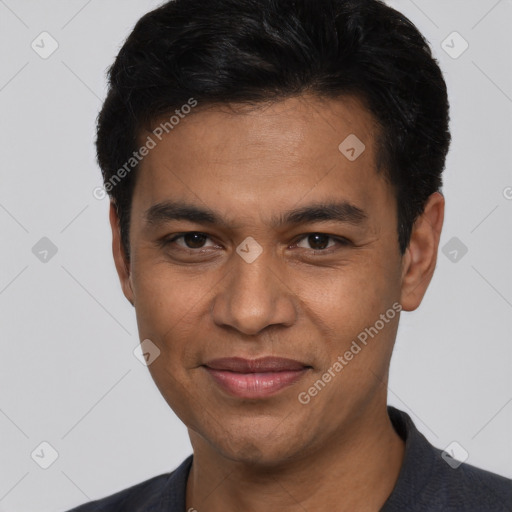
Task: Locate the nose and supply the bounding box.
[211,250,297,336]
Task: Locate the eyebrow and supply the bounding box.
[144,200,367,228]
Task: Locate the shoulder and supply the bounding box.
[425,447,512,511]
[64,454,193,511]
[384,407,512,512]
[65,472,172,511]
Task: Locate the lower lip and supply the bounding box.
[204,367,309,399]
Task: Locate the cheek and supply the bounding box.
[131,262,213,424]
[294,254,400,341]
[131,258,211,339]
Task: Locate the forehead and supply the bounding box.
[145,94,379,162]
[132,94,393,228]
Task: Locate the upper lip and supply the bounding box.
[204,357,309,373]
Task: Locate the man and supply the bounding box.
[68,0,512,510]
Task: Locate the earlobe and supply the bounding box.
[400,192,445,311]
[109,201,135,306]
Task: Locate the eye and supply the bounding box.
[295,233,349,251]
[164,232,217,250]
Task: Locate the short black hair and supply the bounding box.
[96,0,451,259]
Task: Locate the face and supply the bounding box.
[111,94,442,466]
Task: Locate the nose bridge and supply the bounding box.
[212,248,295,335]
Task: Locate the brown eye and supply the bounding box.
[180,233,209,249]
[163,232,216,250]
[297,233,337,251]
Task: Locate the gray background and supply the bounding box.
[0,0,511,510]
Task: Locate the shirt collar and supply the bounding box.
[380,405,437,511]
[157,406,434,511]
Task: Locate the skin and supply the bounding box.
[110,94,444,511]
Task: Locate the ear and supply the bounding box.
[400,191,445,311]
[109,201,135,307]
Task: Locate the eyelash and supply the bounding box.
[159,232,351,254]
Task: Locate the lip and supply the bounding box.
[203,357,311,399]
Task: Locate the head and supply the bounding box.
[98,0,450,466]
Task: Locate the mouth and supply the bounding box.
[203,357,312,399]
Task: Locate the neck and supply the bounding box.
[185,403,405,512]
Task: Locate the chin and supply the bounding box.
[201,417,308,468]
[220,438,295,467]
